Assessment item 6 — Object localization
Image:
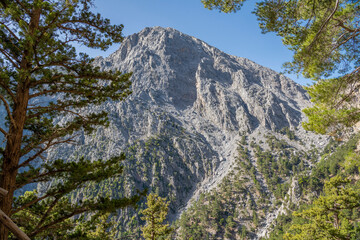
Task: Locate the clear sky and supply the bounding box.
[86,0,312,86]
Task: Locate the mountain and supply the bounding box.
[42,26,327,239]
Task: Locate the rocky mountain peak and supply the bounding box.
[46,27,326,239]
[94,26,309,132]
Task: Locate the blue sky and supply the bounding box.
[87,0,312,86]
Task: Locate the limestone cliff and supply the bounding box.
[41,27,327,239]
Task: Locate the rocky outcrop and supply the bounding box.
[43,26,325,238]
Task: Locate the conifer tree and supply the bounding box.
[202,2,360,238]
[0,0,143,239]
[141,193,172,240]
[284,176,360,240]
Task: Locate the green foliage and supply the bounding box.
[202,0,360,134]
[176,133,328,239]
[176,141,281,239]
[303,82,360,134]
[266,134,360,239]
[284,176,360,240]
[12,186,144,239]
[0,0,140,238]
[254,136,306,199]
[141,193,172,240]
[266,214,293,240]
[343,151,360,175]
[95,129,214,237]
[202,0,245,13]
[280,127,296,140]
[177,194,223,239]
[64,213,117,240]
[266,135,290,151]
[302,134,360,193]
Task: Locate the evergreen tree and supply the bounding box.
[66,212,117,240]
[0,0,143,239]
[201,3,360,236]
[284,176,360,240]
[141,193,172,240]
[252,210,258,228]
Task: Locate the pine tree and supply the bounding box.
[0,0,143,239]
[284,176,360,239]
[141,193,172,240]
[66,212,117,240]
[201,2,360,236]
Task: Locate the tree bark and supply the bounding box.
[0,209,30,240]
[0,86,29,239]
[0,5,41,239]
[0,188,8,197]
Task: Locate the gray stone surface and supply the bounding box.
[41,26,327,237]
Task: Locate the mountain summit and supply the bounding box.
[95,26,309,132]
[46,27,325,239]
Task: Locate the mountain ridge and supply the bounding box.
[43,26,327,239]
[95,26,310,132]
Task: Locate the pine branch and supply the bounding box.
[18,138,75,169]
[29,192,144,238]
[0,47,20,69]
[29,89,85,98]
[58,17,123,38]
[0,79,16,101]
[29,170,67,183]
[11,194,51,215]
[31,45,79,72]
[13,0,31,15]
[0,126,7,137]
[0,22,21,49]
[334,67,360,108]
[0,94,16,127]
[307,0,340,51]
[0,0,7,8]
[29,206,88,237]
[20,135,77,162]
[34,197,60,231]
[334,18,360,33]
[332,31,360,52]
[35,7,64,41]
[26,103,78,118]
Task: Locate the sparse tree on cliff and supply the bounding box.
[141,193,172,240]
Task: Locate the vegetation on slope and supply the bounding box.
[175,130,320,239]
[201,2,360,238]
[267,134,360,240]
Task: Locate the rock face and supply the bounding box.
[95,26,309,133]
[44,26,324,238]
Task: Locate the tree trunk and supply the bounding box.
[0,5,40,239]
[0,91,29,239]
[0,209,30,240]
